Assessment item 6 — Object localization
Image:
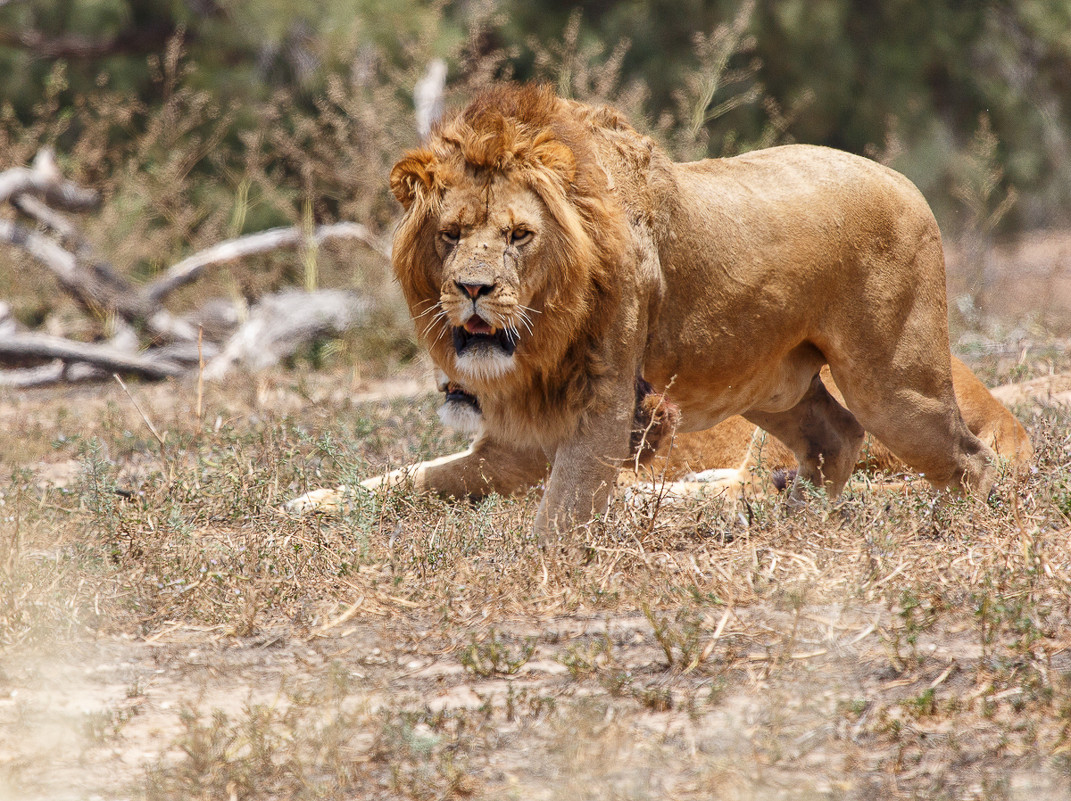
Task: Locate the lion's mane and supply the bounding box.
[389,85,655,442]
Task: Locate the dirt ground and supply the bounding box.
[3,235,1071,799]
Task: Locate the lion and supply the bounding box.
[644,356,1031,495]
[291,84,998,537]
[646,357,1032,481]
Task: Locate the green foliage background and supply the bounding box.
[4,1,1069,227]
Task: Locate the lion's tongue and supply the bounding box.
[464,317,495,335]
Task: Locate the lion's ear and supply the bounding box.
[390,151,437,210]
[529,136,577,185]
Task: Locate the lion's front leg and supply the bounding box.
[287,434,549,516]
[363,433,550,500]
[535,394,636,541]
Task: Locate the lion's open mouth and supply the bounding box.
[452,316,517,357]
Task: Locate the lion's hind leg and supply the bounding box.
[744,373,865,501]
[831,370,995,496]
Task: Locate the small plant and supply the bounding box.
[598,669,634,698]
[76,439,121,529]
[881,587,943,673]
[559,633,614,679]
[972,578,1052,670]
[903,688,938,719]
[643,605,718,672]
[633,683,674,712]
[81,705,139,746]
[458,629,536,677]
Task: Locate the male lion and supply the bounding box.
[295,84,997,537]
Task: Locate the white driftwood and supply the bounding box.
[0,301,15,337]
[0,361,108,388]
[415,59,447,140]
[0,149,98,210]
[204,289,370,380]
[0,219,200,343]
[144,222,390,304]
[1,151,385,386]
[12,192,89,249]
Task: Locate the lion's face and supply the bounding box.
[430,176,548,381]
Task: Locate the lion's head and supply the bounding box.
[389,85,632,416]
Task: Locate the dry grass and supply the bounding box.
[1,351,1070,800]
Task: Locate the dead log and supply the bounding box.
[203,289,370,380]
[415,59,447,141]
[0,361,106,388]
[0,151,203,341]
[144,222,390,304]
[0,151,387,386]
[12,192,91,251]
[0,218,201,343]
[0,301,15,337]
[0,155,316,345]
[0,332,184,379]
[0,299,205,386]
[0,149,99,210]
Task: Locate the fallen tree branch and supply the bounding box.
[0,220,201,342]
[415,59,447,140]
[0,333,184,379]
[0,361,106,388]
[12,192,89,250]
[0,301,15,337]
[204,289,371,380]
[1,151,387,386]
[0,149,99,210]
[144,222,391,304]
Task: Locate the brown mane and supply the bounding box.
[389,85,636,442]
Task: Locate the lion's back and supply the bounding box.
[671,145,932,233]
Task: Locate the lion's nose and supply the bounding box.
[456,281,495,299]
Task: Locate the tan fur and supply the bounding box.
[291,354,1027,517]
[292,84,1004,537]
[651,356,1032,483]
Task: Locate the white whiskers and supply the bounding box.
[514,305,537,338]
[505,322,521,347]
[412,298,439,319]
[422,308,450,343]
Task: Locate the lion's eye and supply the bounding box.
[509,228,533,246]
[440,228,460,245]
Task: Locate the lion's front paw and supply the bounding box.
[284,486,353,515]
